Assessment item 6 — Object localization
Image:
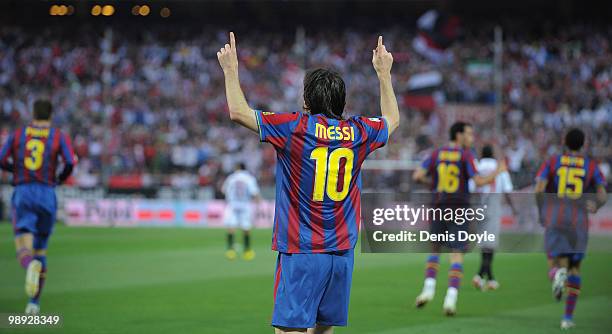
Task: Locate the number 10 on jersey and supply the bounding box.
[310,147,354,202]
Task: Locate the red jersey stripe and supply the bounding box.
[286,116,308,253]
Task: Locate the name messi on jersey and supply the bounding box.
[315,123,355,141]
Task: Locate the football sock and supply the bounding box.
[548,267,558,282]
[17,247,33,269]
[244,233,251,251]
[480,251,494,280]
[564,274,580,320]
[425,255,440,279]
[449,262,463,289]
[227,233,234,250]
[30,255,47,305]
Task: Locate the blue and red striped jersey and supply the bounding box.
[536,153,606,229]
[0,124,76,186]
[254,110,389,253]
[421,146,477,195]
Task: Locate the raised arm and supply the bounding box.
[372,36,400,136]
[217,32,258,133]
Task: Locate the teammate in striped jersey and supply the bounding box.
[217,33,399,333]
[0,100,76,315]
[534,128,607,330]
[412,122,506,316]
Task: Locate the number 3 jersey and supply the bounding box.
[0,125,76,186]
[536,153,606,229]
[254,110,389,253]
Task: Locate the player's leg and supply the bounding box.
[475,202,500,291]
[11,187,43,298]
[546,251,557,282]
[308,325,333,334]
[241,208,255,260]
[25,247,47,315]
[26,187,57,314]
[474,248,498,291]
[242,229,255,260]
[483,250,499,290]
[224,207,238,260]
[415,249,440,307]
[443,251,463,316]
[415,219,443,308]
[473,249,488,291]
[561,256,582,329]
[552,255,569,302]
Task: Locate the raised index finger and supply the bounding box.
[377,36,383,49]
[230,32,236,49]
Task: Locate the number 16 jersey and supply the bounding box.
[254,110,388,253]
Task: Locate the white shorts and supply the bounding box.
[224,205,253,230]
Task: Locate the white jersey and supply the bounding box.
[222,170,260,207]
[470,158,513,194]
[471,158,513,250]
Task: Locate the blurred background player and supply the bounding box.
[0,99,76,315]
[412,122,506,315]
[222,162,260,261]
[534,128,607,330]
[218,33,399,334]
[470,144,516,291]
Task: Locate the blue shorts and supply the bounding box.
[272,249,354,328]
[545,227,587,263]
[11,183,57,249]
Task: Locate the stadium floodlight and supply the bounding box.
[101,5,114,16]
[138,5,150,16]
[57,5,68,16]
[160,7,171,18]
[90,5,101,16]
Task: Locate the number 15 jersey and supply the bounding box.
[255,110,388,253]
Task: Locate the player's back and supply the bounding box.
[536,153,606,229]
[0,124,75,186]
[223,170,259,206]
[422,146,477,204]
[254,111,388,253]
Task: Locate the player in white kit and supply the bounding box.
[222,163,260,261]
[470,145,515,291]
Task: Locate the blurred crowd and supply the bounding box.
[0,23,610,190]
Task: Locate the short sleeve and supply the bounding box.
[0,132,15,171]
[535,158,552,182]
[352,116,389,151]
[592,163,606,187]
[59,132,76,165]
[463,151,477,178]
[254,110,302,150]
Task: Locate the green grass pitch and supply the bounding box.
[1,224,611,334]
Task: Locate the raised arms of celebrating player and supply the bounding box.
[372,36,400,136]
[217,32,258,133]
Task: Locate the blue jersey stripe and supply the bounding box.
[42,128,56,184]
[16,130,26,183]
